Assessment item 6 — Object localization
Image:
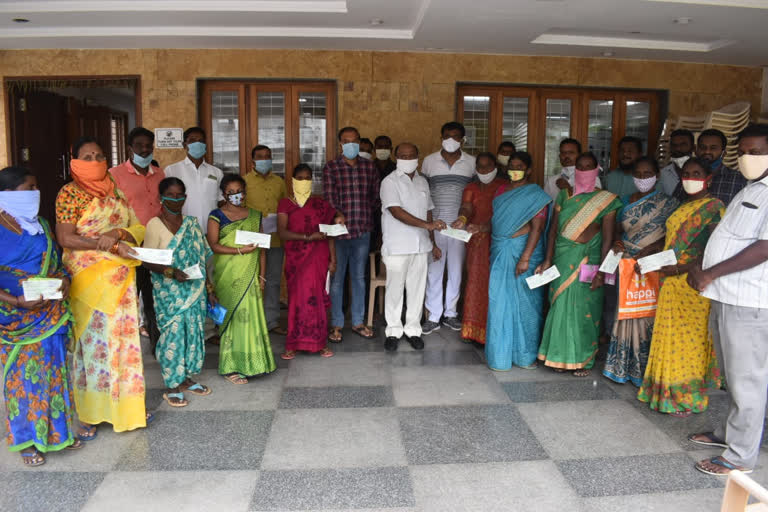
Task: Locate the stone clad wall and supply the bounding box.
[0,48,762,168]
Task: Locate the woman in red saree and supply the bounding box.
[452,152,506,344]
[277,164,345,359]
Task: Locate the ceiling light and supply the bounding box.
[674,17,693,24]
[646,0,768,8]
[602,51,615,57]
[12,17,29,23]
[531,33,734,52]
[369,18,383,26]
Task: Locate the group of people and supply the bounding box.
[2,118,768,480]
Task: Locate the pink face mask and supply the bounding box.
[573,168,600,195]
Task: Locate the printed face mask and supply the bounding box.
[508,170,526,182]
[227,192,244,206]
[633,176,657,193]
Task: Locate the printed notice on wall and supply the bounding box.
[154,128,184,149]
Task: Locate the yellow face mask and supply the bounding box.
[293,179,312,207]
[508,170,526,182]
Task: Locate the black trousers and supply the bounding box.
[136,266,160,353]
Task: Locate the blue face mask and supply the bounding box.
[132,152,154,168]
[227,192,244,206]
[342,142,360,160]
[187,142,206,159]
[709,156,723,170]
[254,159,272,174]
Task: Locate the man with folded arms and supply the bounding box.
[380,143,445,351]
[687,124,768,476]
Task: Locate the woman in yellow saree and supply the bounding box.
[637,157,724,416]
[536,152,623,376]
[55,137,149,435]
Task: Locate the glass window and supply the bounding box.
[211,91,240,174]
[462,96,490,155]
[588,100,614,171]
[501,97,529,152]
[625,101,650,153]
[257,92,286,175]
[298,92,328,193]
[544,99,572,177]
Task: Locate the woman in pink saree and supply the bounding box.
[277,164,345,359]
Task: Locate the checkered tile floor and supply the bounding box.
[2,319,766,511]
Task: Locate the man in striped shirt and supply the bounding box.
[687,124,768,476]
[421,121,477,334]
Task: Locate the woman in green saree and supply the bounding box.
[206,175,276,385]
[536,152,623,376]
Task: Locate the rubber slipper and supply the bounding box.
[163,392,188,408]
[21,451,45,467]
[65,439,84,450]
[328,328,343,343]
[688,432,728,448]
[76,424,98,442]
[695,456,753,476]
[281,352,296,360]
[351,326,375,339]
[320,349,334,358]
[185,383,212,396]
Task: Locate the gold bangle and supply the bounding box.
[457,215,468,224]
[237,247,242,255]
[163,267,175,279]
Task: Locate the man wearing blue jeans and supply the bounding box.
[322,126,380,342]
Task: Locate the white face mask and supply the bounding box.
[358,151,372,160]
[442,138,461,153]
[496,154,510,166]
[633,176,657,193]
[682,179,706,195]
[477,169,498,184]
[396,159,419,174]
[561,166,576,179]
[671,155,691,169]
[375,149,391,161]
[737,154,768,181]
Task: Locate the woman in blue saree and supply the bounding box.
[0,166,81,466]
[483,152,552,371]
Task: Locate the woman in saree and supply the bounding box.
[483,152,552,370]
[536,152,623,377]
[637,157,724,416]
[55,137,150,435]
[0,166,82,466]
[207,174,276,385]
[451,152,506,345]
[143,177,215,407]
[603,157,679,386]
[277,164,345,360]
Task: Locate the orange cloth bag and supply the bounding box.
[617,258,660,320]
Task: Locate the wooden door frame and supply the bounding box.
[4,75,141,166]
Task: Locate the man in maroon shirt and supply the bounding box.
[322,126,380,342]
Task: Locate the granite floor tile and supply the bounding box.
[278,386,393,409]
[517,400,680,460]
[490,365,582,383]
[388,349,481,367]
[556,453,724,497]
[285,353,391,387]
[582,488,724,512]
[410,461,581,511]
[398,405,547,465]
[425,330,479,351]
[155,369,285,412]
[392,366,509,407]
[502,380,618,403]
[249,467,414,511]
[0,471,106,511]
[261,408,406,470]
[115,411,273,471]
[83,470,259,512]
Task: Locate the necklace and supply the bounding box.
[0,210,22,235]
[159,212,182,233]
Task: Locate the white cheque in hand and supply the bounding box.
[22,278,63,301]
[319,224,349,237]
[132,247,173,265]
[526,265,561,289]
[637,250,677,274]
[182,263,205,280]
[439,228,472,243]
[599,249,623,274]
[234,230,271,248]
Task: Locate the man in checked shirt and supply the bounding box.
[322,126,380,343]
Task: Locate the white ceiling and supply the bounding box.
[0,0,767,66]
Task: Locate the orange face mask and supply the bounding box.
[70,159,114,198]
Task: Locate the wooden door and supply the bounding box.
[9,89,69,225]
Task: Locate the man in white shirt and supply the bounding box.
[421,121,476,334]
[659,129,694,198]
[687,123,768,477]
[163,127,223,233]
[381,142,445,351]
[543,138,602,199]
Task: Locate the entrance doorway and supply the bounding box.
[5,76,140,224]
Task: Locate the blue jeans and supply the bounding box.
[331,232,370,328]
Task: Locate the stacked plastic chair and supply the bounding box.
[704,102,751,169]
